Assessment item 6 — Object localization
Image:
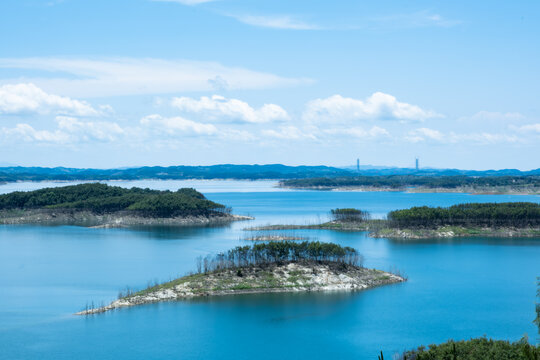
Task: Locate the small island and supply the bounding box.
[247,203,540,239]
[280,175,540,195]
[77,241,405,315]
[0,183,251,227]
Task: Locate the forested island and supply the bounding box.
[0,183,250,227]
[280,175,540,194]
[77,241,404,315]
[247,203,540,239]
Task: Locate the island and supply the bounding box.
[246,203,540,239]
[0,183,251,227]
[280,175,540,195]
[77,241,405,315]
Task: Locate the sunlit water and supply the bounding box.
[0,180,539,359]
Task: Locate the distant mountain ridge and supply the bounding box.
[0,164,539,182]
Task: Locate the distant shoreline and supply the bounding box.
[278,185,540,195]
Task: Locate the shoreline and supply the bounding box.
[0,209,253,228]
[76,261,405,315]
[278,185,540,195]
[246,221,540,239]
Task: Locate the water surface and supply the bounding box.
[0,180,538,359]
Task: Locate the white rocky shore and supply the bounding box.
[76,261,405,315]
[0,209,252,227]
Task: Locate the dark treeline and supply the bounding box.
[196,241,363,273]
[0,164,350,182]
[387,202,540,228]
[281,175,540,190]
[330,208,370,222]
[0,183,229,217]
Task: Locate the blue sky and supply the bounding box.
[0,0,539,170]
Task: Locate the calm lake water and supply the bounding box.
[0,180,539,359]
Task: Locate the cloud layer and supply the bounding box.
[0,58,311,98]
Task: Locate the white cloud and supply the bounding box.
[55,116,124,142]
[370,11,461,29]
[151,0,215,5]
[406,127,444,143]
[226,14,320,30]
[323,126,390,139]
[458,111,526,125]
[0,83,99,116]
[171,95,289,123]
[140,114,218,136]
[513,123,540,134]
[262,126,316,140]
[406,127,520,144]
[303,92,440,124]
[0,58,312,98]
[1,116,124,144]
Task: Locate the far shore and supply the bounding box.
[278,185,540,195]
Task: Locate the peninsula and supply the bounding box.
[0,183,250,227]
[280,175,540,195]
[247,203,540,239]
[77,241,405,315]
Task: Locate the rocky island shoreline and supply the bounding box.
[0,183,252,228]
[246,203,540,239]
[77,241,405,315]
[77,261,404,315]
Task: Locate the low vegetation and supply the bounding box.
[0,183,229,218]
[394,337,540,360]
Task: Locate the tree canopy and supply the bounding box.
[197,241,363,273]
[0,183,229,218]
[387,202,540,228]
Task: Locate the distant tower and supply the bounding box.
[356,158,360,172]
[415,157,419,171]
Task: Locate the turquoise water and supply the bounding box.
[0,181,539,359]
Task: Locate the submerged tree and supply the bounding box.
[195,241,364,274]
[330,208,370,223]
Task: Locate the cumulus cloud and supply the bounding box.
[226,14,320,30]
[262,126,316,140]
[1,116,124,144]
[303,92,440,124]
[0,83,99,116]
[140,114,218,136]
[0,58,311,98]
[171,95,289,123]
